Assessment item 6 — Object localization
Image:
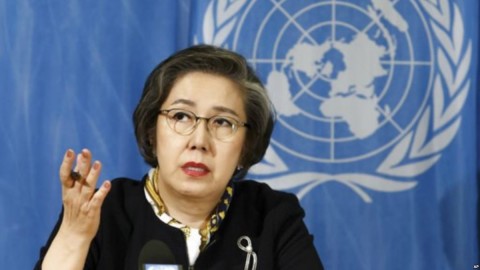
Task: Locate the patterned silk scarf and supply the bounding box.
[145,167,234,250]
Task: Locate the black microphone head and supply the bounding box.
[138,240,177,270]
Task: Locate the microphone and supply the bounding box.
[138,240,183,270]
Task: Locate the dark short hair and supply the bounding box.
[133,44,275,178]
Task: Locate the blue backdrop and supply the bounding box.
[0,1,478,269]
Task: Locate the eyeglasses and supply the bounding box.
[159,109,249,141]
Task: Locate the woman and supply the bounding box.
[35,45,323,269]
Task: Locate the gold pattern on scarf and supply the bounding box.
[145,167,233,250]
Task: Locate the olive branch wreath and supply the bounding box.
[378,0,472,177]
[195,0,247,47]
[197,0,472,202]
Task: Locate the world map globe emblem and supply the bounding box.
[232,0,434,163]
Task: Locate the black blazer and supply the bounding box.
[35,176,323,270]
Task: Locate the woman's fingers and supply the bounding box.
[57,148,111,243]
[59,149,76,188]
[80,161,102,201]
[84,181,111,217]
[60,148,109,206]
[75,149,92,184]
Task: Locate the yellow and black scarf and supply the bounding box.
[145,167,234,250]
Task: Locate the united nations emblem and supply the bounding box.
[196,0,472,202]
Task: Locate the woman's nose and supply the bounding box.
[187,119,211,151]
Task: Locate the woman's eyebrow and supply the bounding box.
[170,99,195,107]
[170,99,240,117]
[212,106,240,117]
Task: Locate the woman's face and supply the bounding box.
[155,72,246,201]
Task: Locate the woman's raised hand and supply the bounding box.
[42,149,111,270]
[58,149,111,240]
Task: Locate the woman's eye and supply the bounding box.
[173,112,192,122]
[212,117,233,127]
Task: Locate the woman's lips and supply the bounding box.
[181,162,210,177]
